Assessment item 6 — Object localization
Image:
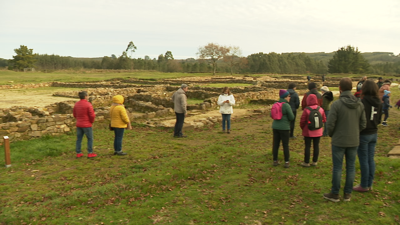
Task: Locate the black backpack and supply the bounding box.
[306,106,323,130]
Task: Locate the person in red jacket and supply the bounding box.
[73,91,96,158]
[300,94,326,167]
[301,82,322,110]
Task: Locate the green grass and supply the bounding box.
[187,98,205,105]
[1,101,400,224]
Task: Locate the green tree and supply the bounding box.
[164,51,174,60]
[197,43,229,75]
[328,45,370,74]
[12,45,37,70]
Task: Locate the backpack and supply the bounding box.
[271,102,284,120]
[306,106,323,130]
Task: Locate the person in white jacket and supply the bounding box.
[217,87,236,134]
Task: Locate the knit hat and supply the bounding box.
[279,89,289,98]
[320,86,330,92]
[384,90,391,95]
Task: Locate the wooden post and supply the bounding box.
[4,136,11,168]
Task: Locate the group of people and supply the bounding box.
[73,77,388,202]
[73,91,131,158]
[271,77,386,202]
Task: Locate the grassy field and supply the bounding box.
[0,71,399,224]
[0,84,400,224]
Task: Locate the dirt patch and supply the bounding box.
[0,89,77,108]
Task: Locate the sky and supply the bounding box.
[1,0,399,60]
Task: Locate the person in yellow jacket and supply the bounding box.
[110,95,132,155]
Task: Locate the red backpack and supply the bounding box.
[271,102,284,120]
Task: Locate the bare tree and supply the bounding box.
[197,43,229,75]
[126,41,137,58]
[223,46,242,75]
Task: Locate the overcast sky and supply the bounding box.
[1,0,399,60]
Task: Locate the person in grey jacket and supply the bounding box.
[287,83,300,138]
[172,84,188,138]
[323,78,366,202]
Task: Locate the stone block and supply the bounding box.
[31,124,38,131]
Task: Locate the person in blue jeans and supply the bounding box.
[324,78,366,202]
[217,87,235,134]
[354,80,382,192]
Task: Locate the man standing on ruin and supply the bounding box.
[323,78,366,202]
[73,91,96,158]
[172,84,188,138]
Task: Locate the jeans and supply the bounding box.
[382,109,389,121]
[113,128,125,152]
[290,110,297,137]
[304,137,320,163]
[323,110,329,136]
[272,129,290,162]
[174,112,185,137]
[222,114,231,130]
[331,145,357,194]
[76,127,93,153]
[357,133,377,188]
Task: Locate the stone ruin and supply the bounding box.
[0,74,381,143]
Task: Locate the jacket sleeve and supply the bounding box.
[217,95,224,106]
[88,103,95,124]
[229,95,235,106]
[299,109,308,129]
[119,106,130,124]
[180,94,187,114]
[359,104,367,131]
[301,94,308,110]
[295,93,300,109]
[284,103,294,121]
[327,103,337,137]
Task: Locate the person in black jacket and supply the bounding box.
[287,83,300,138]
[353,80,382,192]
[301,82,322,110]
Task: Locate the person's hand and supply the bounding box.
[390,105,393,108]
[127,123,132,130]
[185,113,188,117]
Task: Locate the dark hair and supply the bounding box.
[361,79,379,98]
[384,79,391,84]
[339,78,352,91]
[78,91,87,100]
[308,82,316,90]
[288,83,296,89]
[222,87,231,95]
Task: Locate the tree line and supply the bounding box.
[3,43,400,75]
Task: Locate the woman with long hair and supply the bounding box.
[354,80,382,192]
[217,87,235,134]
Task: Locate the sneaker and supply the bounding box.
[273,161,280,166]
[344,193,351,202]
[284,162,290,168]
[114,151,127,156]
[323,192,340,202]
[353,186,369,192]
[88,153,97,158]
[311,162,318,166]
[76,153,84,158]
[300,162,310,167]
[227,130,230,134]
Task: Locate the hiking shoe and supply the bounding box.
[88,153,97,158]
[353,185,369,192]
[301,162,310,167]
[76,153,84,158]
[227,130,230,134]
[311,162,318,166]
[323,193,340,202]
[344,193,351,202]
[273,161,280,166]
[114,151,127,156]
[284,162,290,168]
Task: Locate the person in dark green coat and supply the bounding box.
[272,90,295,168]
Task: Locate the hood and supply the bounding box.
[322,91,333,101]
[112,95,124,104]
[306,94,318,106]
[176,88,186,95]
[287,89,296,95]
[339,91,361,109]
[363,95,381,107]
